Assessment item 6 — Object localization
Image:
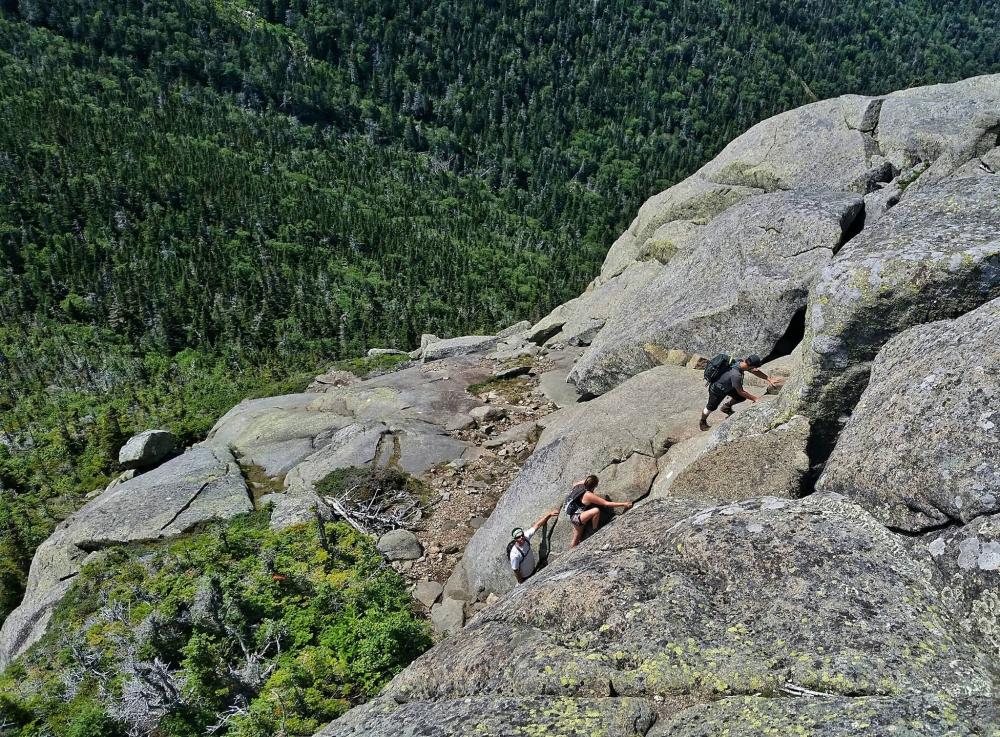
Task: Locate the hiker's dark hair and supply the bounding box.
[584,474,599,490]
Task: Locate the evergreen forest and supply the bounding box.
[2,0,1000,697]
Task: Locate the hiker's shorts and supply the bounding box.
[706,389,745,412]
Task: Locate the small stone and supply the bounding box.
[445,414,476,431]
[469,516,487,530]
[413,580,444,608]
[443,543,460,554]
[430,597,465,636]
[469,405,507,423]
[686,354,709,370]
[376,529,424,561]
[493,364,531,380]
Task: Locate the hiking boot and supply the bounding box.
[699,417,710,432]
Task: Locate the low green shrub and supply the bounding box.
[0,509,430,736]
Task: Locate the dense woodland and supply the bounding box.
[1,0,1000,712]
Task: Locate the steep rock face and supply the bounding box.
[570,191,862,397]
[755,175,1000,445]
[579,74,1000,398]
[445,365,710,601]
[698,96,883,193]
[0,445,251,668]
[323,494,996,736]
[817,299,1000,532]
[597,178,760,282]
[653,414,811,502]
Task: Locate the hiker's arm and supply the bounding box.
[736,386,759,402]
[581,492,633,510]
[531,509,559,530]
[750,368,778,387]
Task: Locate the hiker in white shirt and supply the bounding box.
[509,509,559,583]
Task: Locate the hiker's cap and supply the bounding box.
[746,354,762,367]
[511,527,525,539]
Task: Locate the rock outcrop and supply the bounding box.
[756,174,1000,447]
[570,191,863,396]
[316,73,1000,737]
[528,261,661,347]
[323,494,996,736]
[817,299,1000,532]
[0,445,251,668]
[209,357,492,480]
[420,334,500,362]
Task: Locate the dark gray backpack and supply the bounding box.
[703,353,734,383]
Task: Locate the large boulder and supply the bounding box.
[117,429,177,470]
[0,445,251,668]
[208,358,489,480]
[699,96,884,193]
[320,494,996,736]
[377,528,424,561]
[597,177,760,283]
[259,491,332,531]
[876,74,1000,179]
[925,513,1000,661]
[653,414,811,503]
[757,175,1000,447]
[570,191,863,397]
[528,261,661,347]
[817,299,1000,532]
[421,334,499,362]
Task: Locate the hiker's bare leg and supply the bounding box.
[571,524,585,547]
[582,508,601,537]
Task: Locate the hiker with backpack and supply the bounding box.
[565,475,633,548]
[699,353,778,431]
[509,509,560,583]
